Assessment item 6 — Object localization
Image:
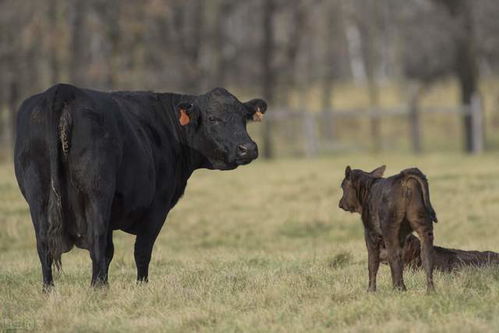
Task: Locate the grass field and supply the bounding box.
[1,153,499,332]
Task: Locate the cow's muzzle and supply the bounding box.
[235,142,258,164]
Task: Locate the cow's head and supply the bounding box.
[338,165,385,213]
[176,88,267,170]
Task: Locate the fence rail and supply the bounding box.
[265,94,483,156]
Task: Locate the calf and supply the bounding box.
[380,234,499,272]
[338,166,438,292]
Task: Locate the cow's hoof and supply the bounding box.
[90,280,109,289]
[42,283,54,293]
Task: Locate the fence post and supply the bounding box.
[303,112,318,157]
[408,87,422,153]
[470,93,484,154]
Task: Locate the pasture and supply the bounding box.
[1,153,499,332]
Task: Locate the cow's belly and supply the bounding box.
[110,175,156,232]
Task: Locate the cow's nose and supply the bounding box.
[237,142,257,158]
[237,144,248,157]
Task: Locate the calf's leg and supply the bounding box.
[383,220,406,291]
[413,222,435,292]
[365,231,381,292]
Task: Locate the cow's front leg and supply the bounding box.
[134,230,161,282]
[365,231,381,292]
[104,232,114,278]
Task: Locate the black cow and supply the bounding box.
[14,84,267,289]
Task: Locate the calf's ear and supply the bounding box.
[345,166,352,179]
[370,165,386,178]
[243,98,267,121]
[176,102,193,126]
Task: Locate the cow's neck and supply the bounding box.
[156,92,209,179]
[356,176,378,208]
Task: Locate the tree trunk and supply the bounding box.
[364,0,381,152]
[435,0,479,152]
[261,0,275,159]
[408,84,424,154]
[100,0,121,89]
[214,0,235,87]
[69,0,87,86]
[321,1,337,141]
[48,0,61,84]
[284,0,306,105]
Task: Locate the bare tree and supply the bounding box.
[69,0,88,86]
[261,0,276,159]
[435,0,479,152]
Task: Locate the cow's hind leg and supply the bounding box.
[24,181,53,291]
[32,209,54,291]
[85,200,113,287]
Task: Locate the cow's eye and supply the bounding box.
[208,116,217,122]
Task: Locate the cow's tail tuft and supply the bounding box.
[47,85,73,270]
[402,168,438,223]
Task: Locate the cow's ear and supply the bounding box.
[243,98,267,121]
[370,165,386,178]
[345,166,352,179]
[176,102,193,126]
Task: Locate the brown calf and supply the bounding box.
[380,234,499,272]
[339,166,437,292]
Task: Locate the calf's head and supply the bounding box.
[177,88,267,170]
[338,165,386,213]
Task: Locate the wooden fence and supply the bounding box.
[264,94,484,157]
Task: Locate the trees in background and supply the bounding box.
[0,0,498,155]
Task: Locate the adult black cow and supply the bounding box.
[14,84,267,289]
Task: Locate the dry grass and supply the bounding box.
[1,153,499,332]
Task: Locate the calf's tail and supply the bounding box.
[47,85,73,270]
[403,168,438,223]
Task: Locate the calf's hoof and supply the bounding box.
[393,284,407,292]
[426,285,436,294]
[42,283,54,293]
[367,286,376,293]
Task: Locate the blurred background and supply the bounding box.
[1,0,499,158]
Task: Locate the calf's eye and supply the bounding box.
[208,116,216,122]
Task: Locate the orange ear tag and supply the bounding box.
[252,108,264,122]
[179,109,190,126]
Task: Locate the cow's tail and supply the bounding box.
[402,168,438,223]
[47,84,73,270]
